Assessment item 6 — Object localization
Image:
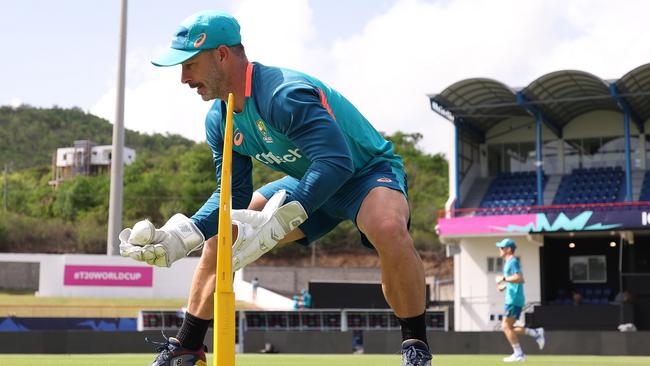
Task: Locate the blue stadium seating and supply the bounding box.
[478,171,546,215]
[552,167,624,205]
[476,167,628,215]
[552,286,613,306]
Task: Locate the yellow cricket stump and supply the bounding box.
[214,92,235,366]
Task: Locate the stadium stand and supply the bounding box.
[430,63,650,334]
[553,167,624,204]
[479,171,547,214]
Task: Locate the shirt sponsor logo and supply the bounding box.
[254,149,302,165]
[256,120,274,143]
[233,129,244,146]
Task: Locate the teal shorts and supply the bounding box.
[256,162,408,248]
[504,304,523,319]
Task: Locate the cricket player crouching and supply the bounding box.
[118,9,432,366]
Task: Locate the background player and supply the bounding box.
[496,238,545,362]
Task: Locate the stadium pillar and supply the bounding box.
[640,134,647,170]
[624,112,633,202]
[558,139,566,175]
[618,234,625,325]
[454,119,460,210]
[535,113,544,205]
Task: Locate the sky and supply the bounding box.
[3,0,650,156]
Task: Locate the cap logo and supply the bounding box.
[377,177,393,183]
[233,129,244,146]
[193,33,207,48]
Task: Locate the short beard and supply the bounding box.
[201,54,228,101]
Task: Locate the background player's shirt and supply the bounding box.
[191,62,404,239]
[503,256,525,307]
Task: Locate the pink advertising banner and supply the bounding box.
[437,214,537,236]
[64,265,153,287]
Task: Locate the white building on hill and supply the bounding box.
[50,140,135,186]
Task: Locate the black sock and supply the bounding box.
[176,312,211,350]
[398,312,428,347]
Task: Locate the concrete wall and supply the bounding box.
[0,254,292,309]
[242,266,382,297]
[0,253,199,299]
[0,253,388,310]
[459,161,480,205]
[485,117,556,144]
[563,111,633,139]
[0,261,39,291]
[484,111,638,145]
[453,235,542,331]
[1,330,648,355]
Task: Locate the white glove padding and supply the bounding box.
[119,213,205,267]
[231,190,308,271]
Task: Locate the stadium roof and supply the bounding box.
[429,63,650,141]
[616,63,650,124]
[429,78,527,134]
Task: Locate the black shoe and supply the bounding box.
[147,337,207,366]
[401,339,432,366]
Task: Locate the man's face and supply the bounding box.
[181,48,228,101]
[498,247,509,258]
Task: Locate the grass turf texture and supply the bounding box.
[3,354,650,365]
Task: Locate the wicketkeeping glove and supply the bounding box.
[119,213,205,267]
[231,190,308,271]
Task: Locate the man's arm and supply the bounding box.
[497,259,524,283]
[213,85,349,270]
[119,103,253,267]
[191,149,253,239]
[266,83,355,214]
[498,273,524,283]
[191,103,253,239]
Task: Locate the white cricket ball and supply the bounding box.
[129,219,155,245]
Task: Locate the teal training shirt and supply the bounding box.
[503,256,525,307]
[191,62,404,239]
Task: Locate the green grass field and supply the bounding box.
[3,354,650,366]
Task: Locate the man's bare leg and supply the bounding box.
[186,235,218,318]
[356,187,425,318]
[502,317,521,346]
[356,186,431,364]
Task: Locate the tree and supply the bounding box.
[0,105,450,254]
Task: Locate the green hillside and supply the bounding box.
[0,105,193,170]
[0,105,448,256]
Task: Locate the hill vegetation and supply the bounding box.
[0,105,448,261]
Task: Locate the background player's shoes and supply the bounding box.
[401,339,432,366]
[534,327,545,350]
[147,337,207,366]
[503,352,526,362]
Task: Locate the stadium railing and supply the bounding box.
[439,200,650,218]
[137,308,448,332]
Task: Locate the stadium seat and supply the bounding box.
[553,167,624,205]
[478,172,547,214]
